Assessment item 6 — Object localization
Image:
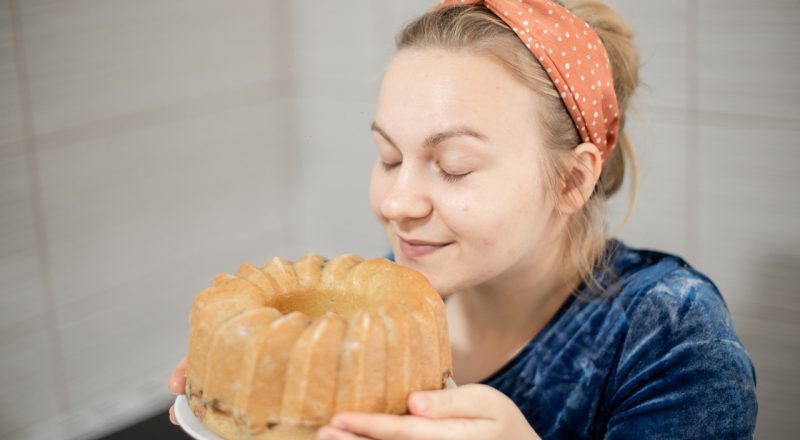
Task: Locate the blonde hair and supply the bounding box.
[395,0,640,296]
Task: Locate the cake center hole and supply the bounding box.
[269,288,373,319]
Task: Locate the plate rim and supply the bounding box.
[174,394,224,440]
[173,378,456,439]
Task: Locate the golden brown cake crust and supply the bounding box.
[192,396,317,440]
[186,254,452,440]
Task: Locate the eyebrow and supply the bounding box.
[370,121,489,149]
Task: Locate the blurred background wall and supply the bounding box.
[1,0,797,438]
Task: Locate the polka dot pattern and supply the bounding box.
[433,0,620,162]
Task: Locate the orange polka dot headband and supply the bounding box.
[433,0,620,162]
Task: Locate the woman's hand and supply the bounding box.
[167,356,187,425]
[316,383,540,440]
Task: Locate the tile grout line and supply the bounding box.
[685,0,699,263]
[8,0,70,411]
[32,76,292,152]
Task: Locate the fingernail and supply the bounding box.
[330,417,347,429]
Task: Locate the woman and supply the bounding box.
[169,1,758,438]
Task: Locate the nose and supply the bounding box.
[380,167,433,223]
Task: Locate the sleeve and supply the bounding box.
[602,270,758,440]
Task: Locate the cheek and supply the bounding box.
[457,201,503,248]
[436,193,501,251]
[443,174,546,252]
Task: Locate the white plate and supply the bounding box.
[174,395,224,440]
[174,378,457,440]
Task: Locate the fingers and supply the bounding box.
[408,383,506,419]
[169,404,179,425]
[168,356,186,426]
[316,426,372,440]
[168,356,187,395]
[325,412,483,440]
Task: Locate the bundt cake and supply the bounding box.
[185,253,452,439]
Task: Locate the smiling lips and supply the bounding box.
[398,236,452,259]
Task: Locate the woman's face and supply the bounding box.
[369,48,559,296]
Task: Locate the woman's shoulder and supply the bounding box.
[606,238,737,341]
[605,238,752,373]
[599,238,757,438]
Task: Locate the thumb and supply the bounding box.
[168,356,187,395]
[408,383,501,419]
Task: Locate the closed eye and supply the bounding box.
[381,161,400,171]
[438,168,471,182]
[381,160,471,182]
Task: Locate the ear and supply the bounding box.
[556,142,603,215]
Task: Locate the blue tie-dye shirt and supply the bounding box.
[387,237,757,439]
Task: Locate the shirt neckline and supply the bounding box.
[475,238,624,385]
[476,289,577,385]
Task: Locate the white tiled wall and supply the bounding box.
[607,1,800,437]
[0,0,797,439]
[2,0,300,438]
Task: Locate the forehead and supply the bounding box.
[375,48,539,139]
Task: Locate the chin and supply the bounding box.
[396,258,466,298]
[390,252,445,295]
[418,271,461,298]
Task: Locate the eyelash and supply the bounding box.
[381,161,400,171]
[380,161,471,182]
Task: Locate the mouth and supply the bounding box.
[397,236,453,259]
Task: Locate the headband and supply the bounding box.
[432,0,620,162]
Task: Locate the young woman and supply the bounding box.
[169,1,758,438]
